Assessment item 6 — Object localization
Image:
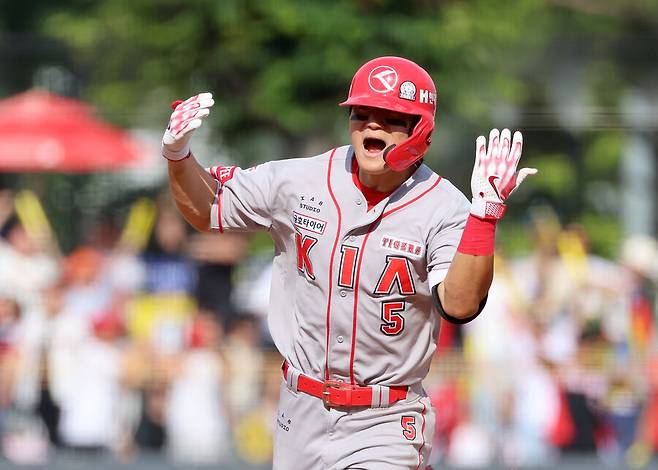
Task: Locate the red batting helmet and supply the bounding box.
[340,56,437,171]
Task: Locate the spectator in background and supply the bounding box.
[121,339,168,457]
[618,235,658,356]
[639,355,658,456]
[136,196,197,358]
[559,329,608,455]
[187,230,249,328]
[142,194,196,296]
[132,380,167,455]
[224,314,265,419]
[604,235,658,466]
[10,283,67,447]
[87,215,146,298]
[427,372,461,465]
[57,309,129,455]
[0,190,13,232]
[601,367,645,464]
[445,391,495,468]
[232,258,277,347]
[0,295,22,410]
[0,216,59,310]
[162,311,231,465]
[61,246,112,320]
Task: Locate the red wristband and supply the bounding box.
[457,214,497,256]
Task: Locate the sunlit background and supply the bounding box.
[1,1,658,469]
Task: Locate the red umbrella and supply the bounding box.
[0,89,146,172]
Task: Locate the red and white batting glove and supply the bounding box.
[161,92,215,161]
[458,128,537,256]
[470,128,537,220]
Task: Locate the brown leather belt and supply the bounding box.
[282,361,408,408]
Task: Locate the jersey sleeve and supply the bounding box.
[426,190,470,288]
[206,163,276,233]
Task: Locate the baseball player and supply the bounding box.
[161,56,536,469]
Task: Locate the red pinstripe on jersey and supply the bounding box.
[381,175,442,218]
[349,225,375,384]
[348,174,443,385]
[415,402,428,470]
[215,185,224,233]
[324,148,341,381]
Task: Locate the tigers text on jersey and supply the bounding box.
[208,145,469,387]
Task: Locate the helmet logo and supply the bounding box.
[368,66,398,93]
[399,81,416,101]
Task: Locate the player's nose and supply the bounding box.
[365,113,385,129]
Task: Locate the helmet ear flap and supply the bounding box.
[383,117,434,172]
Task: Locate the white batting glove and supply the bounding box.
[161,92,214,161]
[470,128,537,220]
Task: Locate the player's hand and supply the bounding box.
[161,92,214,161]
[469,128,537,220]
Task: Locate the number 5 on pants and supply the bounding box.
[401,415,417,440]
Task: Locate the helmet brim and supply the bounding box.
[339,95,430,119]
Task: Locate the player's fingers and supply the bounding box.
[171,118,203,139]
[516,167,538,187]
[502,167,538,199]
[181,108,210,121]
[177,98,214,113]
[181,92,213,106]
[499,128,511,161]
[488,128,500,160]
[172,107,211,125]
[162,131,177,146]
[176,93,214,114]
[173,109,200,122]
[510,131,523,165]
[475,135,487,170]
[195,92,213,102]
[170,108,210,133]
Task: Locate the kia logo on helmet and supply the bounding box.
[368,66,398,94]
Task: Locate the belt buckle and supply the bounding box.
[322,380,344,408]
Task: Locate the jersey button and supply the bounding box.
[339,290,347,297]
[337,335,344,343]
[349,235,356,242]
[355,198,362,206]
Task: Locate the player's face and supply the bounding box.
[349,106,416,188]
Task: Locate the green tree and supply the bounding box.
[4,0,658,255]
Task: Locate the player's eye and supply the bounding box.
[385,118,409,128]
[350,112,368,121]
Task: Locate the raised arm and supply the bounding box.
[436,128,537,321]
[162,93,218,232]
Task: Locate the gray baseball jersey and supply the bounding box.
[208,145,469,469]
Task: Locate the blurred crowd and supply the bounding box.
[427,214,658,469]
[0,189,657,468]
[0,188,277,467]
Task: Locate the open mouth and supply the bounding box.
[363,137,386,155]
